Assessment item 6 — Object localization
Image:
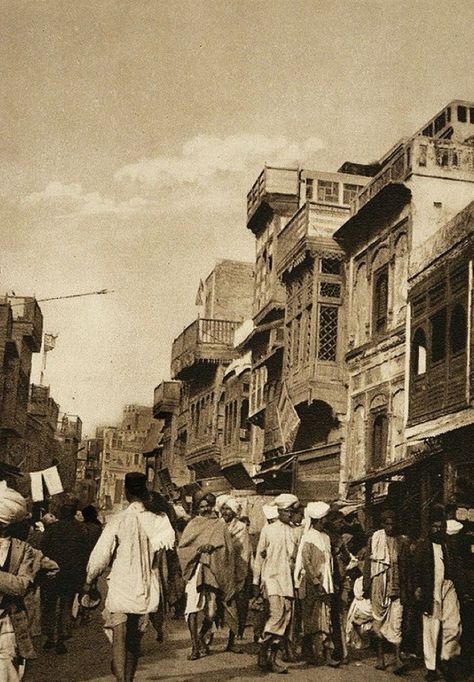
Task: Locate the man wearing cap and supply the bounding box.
[294,501,340,667]
[413,507,464,682]
[253,493,300,673]
[85,472,175,682]
[363,509,410,673]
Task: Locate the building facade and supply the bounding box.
[98,405,160,510]
[336,100,474,531]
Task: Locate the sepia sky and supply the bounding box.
[1,0,474,435]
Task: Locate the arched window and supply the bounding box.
[372,412,388,469]
[373,266,389,333]
[450,304,467,354]
[412,327,427,376]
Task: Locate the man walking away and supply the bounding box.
[413,507,464,682]
[41,501,89,654]
[84,473,175,682]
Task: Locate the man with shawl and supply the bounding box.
[219,495,252,651]
[85,473,175,682]
[363,509,410,673]
[252,493,300,674]
[0,481,37,681]
[294,501,340,667]
[177,490,236,660]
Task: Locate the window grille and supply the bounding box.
[373,266,389,333]
[306,178,314,200]
[343,183,362,204]
[317,180,339,204]
[318,306,338,361]
[320,281,341,299]
[321,258,341,275]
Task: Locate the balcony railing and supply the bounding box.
[171,318,240,378]
[352,137,474,215]
[153,381,181,419]
[247,166,299,222]
[277,201,349,275]
[7,297,43,352]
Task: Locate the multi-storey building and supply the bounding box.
[98,405,160,510]
[335,100,474,531]
[75,432,104,506]
[55,413,82,491]
[26,384,60,472]
[0,296,43,474]
[152,380,188,491]
[275,168,370,502]
[163,259,254,495]
[243,166,371,496]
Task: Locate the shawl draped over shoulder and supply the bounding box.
[177,516,236,604]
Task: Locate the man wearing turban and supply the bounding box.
[0,481,37,681]
[220,496,251,652]
[177,490,237,660]
[294,501,339,667]
[253,493,300,673]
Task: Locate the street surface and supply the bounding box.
[25,611,428,682]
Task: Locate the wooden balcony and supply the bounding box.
[247,166,299,233]
[351,137,474,216]
[277,201,349,276]
[8,297,43,352]
[153,381,181,419]
[171,318,240,379]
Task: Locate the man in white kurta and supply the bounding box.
[253,493,300,673]
[85,473,175,682]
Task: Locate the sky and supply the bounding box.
[1,0,474,436]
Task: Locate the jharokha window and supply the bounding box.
[373,266,389,334]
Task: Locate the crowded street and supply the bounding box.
[25,611,430,682]
[2,2,474,682]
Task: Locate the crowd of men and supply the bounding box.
[0,473,471,682]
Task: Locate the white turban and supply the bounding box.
[447,519,463,536]
[272,493,299,510]
[0,481,28,526]
[305,501,330,520]
[221,496,242,516]
[215,494,230,514]
[262,504,279,520]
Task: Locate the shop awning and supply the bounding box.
[347,446,441,487]
[253,454,296,479]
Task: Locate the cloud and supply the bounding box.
[22,181,153,216]
[115,133,325,188]
[21,133,326,219]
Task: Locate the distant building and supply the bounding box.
[98,405,160,510]
[0,296,43,477]
[154,259,254,496]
